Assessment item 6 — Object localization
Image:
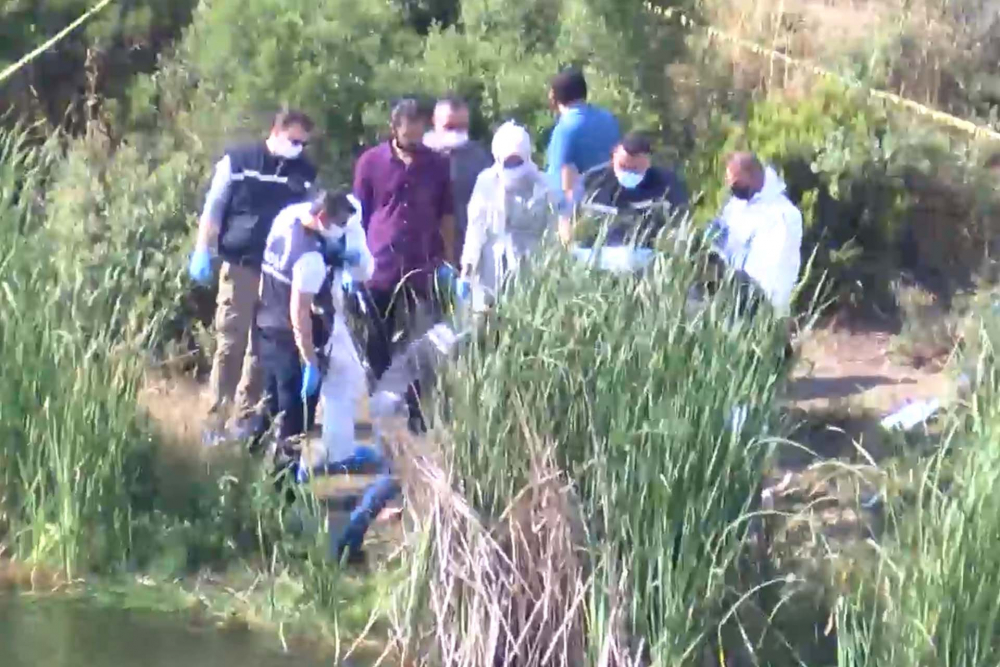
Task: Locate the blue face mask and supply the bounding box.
[614,168,646,189]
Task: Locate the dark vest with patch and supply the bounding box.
[257,211,327,334]
[257,210,346,352]
[218,142,317,267]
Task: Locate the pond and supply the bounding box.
[0,594,339,667]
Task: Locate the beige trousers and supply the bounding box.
[207,262,264,426]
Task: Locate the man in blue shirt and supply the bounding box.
[544,68,621,244]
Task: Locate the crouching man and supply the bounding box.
[256,189,372,466]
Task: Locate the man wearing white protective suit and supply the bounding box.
[255,188,372,469]
[712,152,803,315]
[460,121,556,295]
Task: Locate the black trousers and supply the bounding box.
[363,285,440,430]
[259,328,319,443]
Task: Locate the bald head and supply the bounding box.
[726,152,765,200]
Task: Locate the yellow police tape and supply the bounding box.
[644,2,1000,143]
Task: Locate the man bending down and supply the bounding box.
[256,189,372,462]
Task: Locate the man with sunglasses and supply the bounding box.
[189,109,318,444]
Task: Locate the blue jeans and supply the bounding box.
[334,473,401,558]
[314,447,401,559]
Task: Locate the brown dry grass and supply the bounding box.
[701,0,989,113]
[376,416,646,667]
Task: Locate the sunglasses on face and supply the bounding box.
[289,138,310,148]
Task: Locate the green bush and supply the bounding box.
[685,81,909,312]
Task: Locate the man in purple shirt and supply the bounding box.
[353,98,455,430]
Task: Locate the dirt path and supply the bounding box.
[787,326,953,415]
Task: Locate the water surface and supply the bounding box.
[0,594,334,667]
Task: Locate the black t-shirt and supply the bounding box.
[581,163,688,245]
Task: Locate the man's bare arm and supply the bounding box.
[441,214,457,265]
[558,163,579,245]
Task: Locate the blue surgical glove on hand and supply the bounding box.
[301,362,321,399]
[188,248,212,285]
[456,278,472,302]
[436,263,458,290]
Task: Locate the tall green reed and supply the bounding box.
[837,307,1000,666]
[0,127,160,576]
[413,228,793,665]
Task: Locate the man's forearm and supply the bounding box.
[558,215,574,245]
[441,214,457,264]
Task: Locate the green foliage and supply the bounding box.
[687,82,916,312]
[43,135,207,347]
[838,305,1000,666]
[0,127,362,651]
[0,0,198,128]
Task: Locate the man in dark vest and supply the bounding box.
[255,188,364,453]
[188,109,318,444]
[580,132,688,247]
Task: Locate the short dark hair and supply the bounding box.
[309,187,355,218]
[390,98,425,128]
[273,108,314,132]
[620,132,653,156]
[550,68,588,105]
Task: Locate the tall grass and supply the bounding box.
[836,308,1000,666]
[387,227,795,665]
[0,125,172,575]
[0,127,346,624]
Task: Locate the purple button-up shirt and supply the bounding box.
[353,142,453,293]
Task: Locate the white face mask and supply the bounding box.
[270,135,304,160]
[614,167,646,189]
[425,130,469,151]
[500,163,531,188]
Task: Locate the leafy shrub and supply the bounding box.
[685,81,909,312]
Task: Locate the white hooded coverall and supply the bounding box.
[461,121,556,295]
[715,166,803,314]
[317,205,375,464]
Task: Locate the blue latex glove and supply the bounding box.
[301,362,321,399]
[188,248,212,285]
[436,263,458,290]
[456,278,472,302]
[706,218,728,250]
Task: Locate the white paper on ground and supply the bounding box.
[880,398,941,430]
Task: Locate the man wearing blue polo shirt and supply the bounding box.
[544,68,621,244]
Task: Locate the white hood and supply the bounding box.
[756,167,787,201]
[717,165,803,314]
